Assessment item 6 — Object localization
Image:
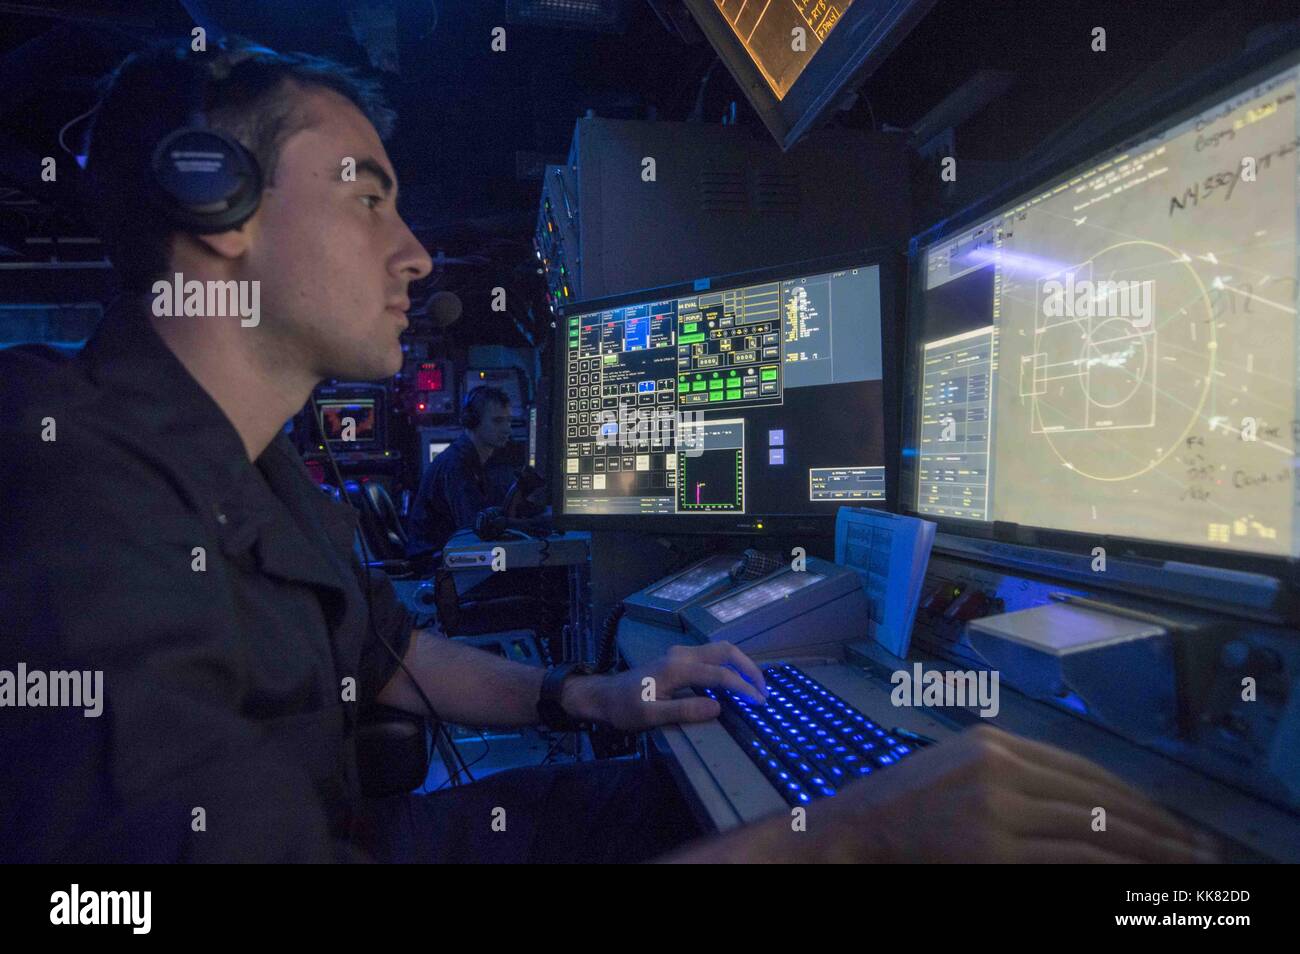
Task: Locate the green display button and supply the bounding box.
[726,390,742,401]
[708,379,724,390]
[709,392,723,401]
[761,368,778,381]
[683,322,697,333]
[679,333,706,344]
[692,382,707,392]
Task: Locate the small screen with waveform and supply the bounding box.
[560,260,887,523]
[712,0,856,100]
[319,400,376,444]
[905,53,1300,559]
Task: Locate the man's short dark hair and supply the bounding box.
[86,37,396,293]
[462,386,513,428]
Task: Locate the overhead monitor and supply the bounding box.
[683,0,937,150]
[900,42,1300,569]
[554,250,899,533]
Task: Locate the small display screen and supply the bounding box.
[706,571,825,623]
[319,400,376,443]
[416,363,444,391]
[649,557,736,603]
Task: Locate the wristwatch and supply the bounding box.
[537,662,594,731]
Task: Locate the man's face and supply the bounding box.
[241,85,432,382]
[472,402,513,450]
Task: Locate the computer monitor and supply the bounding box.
[314,383,387,455]
[554,250,900,534]
[682,0,937,150]
[900,40,1300,571]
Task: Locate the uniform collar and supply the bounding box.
[81,297,361,594]
[81,296,253,497]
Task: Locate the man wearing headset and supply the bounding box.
[406,385,545,561]
[0,39,1216,864]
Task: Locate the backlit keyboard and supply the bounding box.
[702,663,919,806]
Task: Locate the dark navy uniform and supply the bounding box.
[0,300,412,862]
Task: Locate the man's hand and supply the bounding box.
[562,641,766,734]
[667,724,1220,863]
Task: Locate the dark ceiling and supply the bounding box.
[1,0,1296,344]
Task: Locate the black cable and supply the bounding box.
[538,729,572,766]
[433,733,493,791]
[595,600,625,674]
[311,395,476,786]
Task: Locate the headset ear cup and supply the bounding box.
[150,127,262,233]
[461,389,482,429]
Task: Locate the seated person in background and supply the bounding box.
[406,385,546,559]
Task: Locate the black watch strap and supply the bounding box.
[537,662,593,731]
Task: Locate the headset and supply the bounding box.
[460,386,509,430]
[149,44,268,233]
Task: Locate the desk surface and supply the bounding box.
[617,617,1299,860]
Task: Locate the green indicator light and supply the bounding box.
[761,368,778,381]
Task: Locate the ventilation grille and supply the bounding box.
[754,171,800,214]
[697,168,802,214]
[507,0,627,32]
[698,166,747,213]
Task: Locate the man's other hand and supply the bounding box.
[666,723,1220,863]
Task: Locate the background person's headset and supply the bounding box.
[149,43,270,233]
[460,386,500,430]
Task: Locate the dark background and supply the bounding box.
[4,0,1298,340]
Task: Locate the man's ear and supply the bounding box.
[185,227,252,261]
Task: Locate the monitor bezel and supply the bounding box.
[898,32,1300,584]
[552,247,904,536]
[681,0,938,151]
